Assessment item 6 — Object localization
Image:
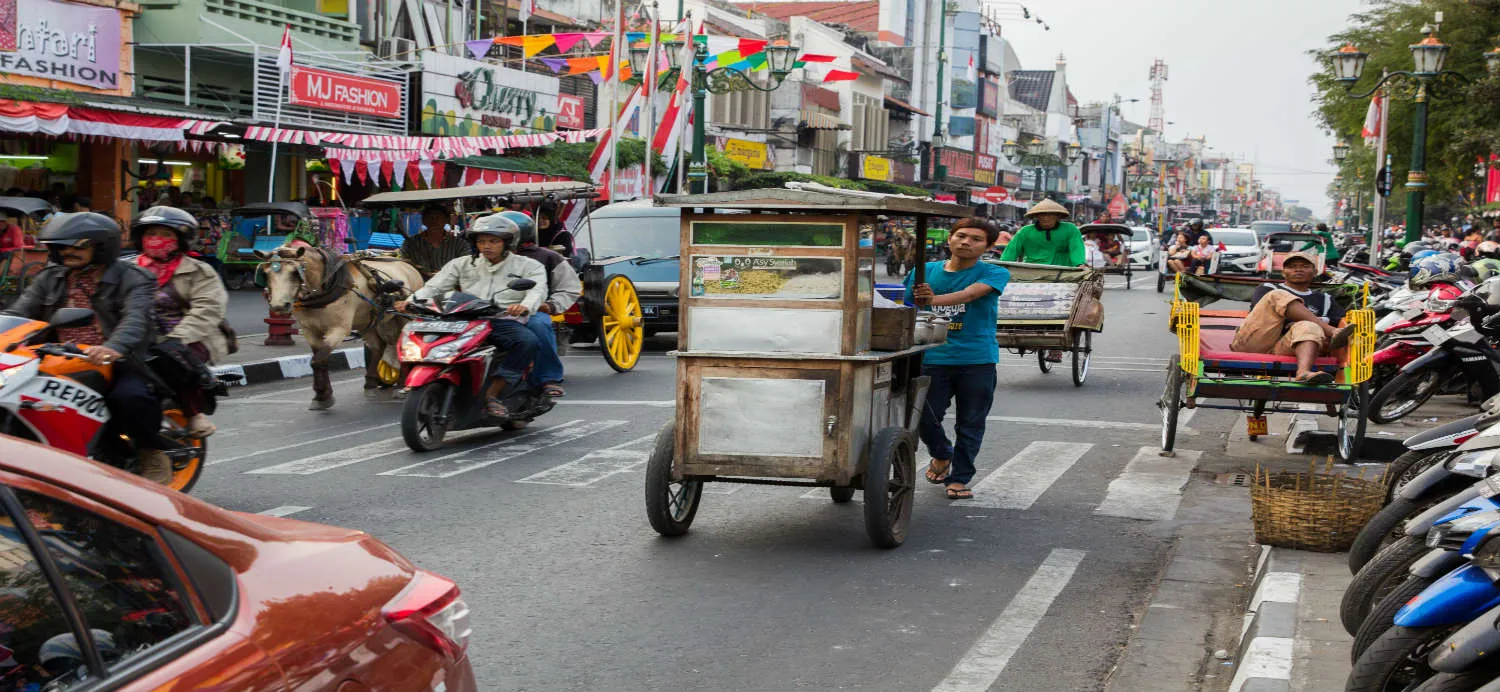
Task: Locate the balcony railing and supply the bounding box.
[206,0,360,43]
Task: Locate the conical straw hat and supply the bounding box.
[1024,198,1071,218]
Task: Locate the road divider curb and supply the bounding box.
[212,347,364,387]
[1227,545,1298,692]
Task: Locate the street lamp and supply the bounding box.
[627,42,652,78]
[1332,140,1350,163]
[1005,136,1063,201]
[687,38,801,193]
[1327,17,1481,243]
[1065,142,1082,165]
[1002,139,1020,160]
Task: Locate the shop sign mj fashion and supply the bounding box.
[0,0,123,91]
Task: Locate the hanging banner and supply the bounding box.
[0,0,127,92]
[289,66,403,119]
[419,51,561,136]
[556,94,585,130]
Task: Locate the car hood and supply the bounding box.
[593,256,681,285]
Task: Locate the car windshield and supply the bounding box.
[579,213,679,260]
[1131,229,1150,242]
[1211,230,1257,247]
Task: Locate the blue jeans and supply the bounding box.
[486,318,540,387]
[525,313,564,386]
[917,364,997,486]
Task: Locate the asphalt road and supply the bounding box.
[196,272,1206,691]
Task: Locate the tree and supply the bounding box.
[1288,205,1316,223]
[1307,0,1500,224]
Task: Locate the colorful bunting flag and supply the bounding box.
[493,36,526,46]
[466,39,493,60]
[799,53,836,63]
[538,56,568,73]
[582,32,610,48]
[553,32,586,53]
[738,39,767,56]
[567,56,597,74]
[522,34,555,58]
[824,69,860,82]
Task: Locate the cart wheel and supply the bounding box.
[1339,382,1369,463]
[1071,330,1091,387]
[1156,271,1166,293]
[1037,349,1053,373]
[599,275,644,372]
[1124,266,1132,290]
[645,422,702,537]
[1160,355,1184,453]
[864,427,915,549]
[830,486,856,503]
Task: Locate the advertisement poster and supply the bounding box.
[289,65,403,118]
[0,0,123,91]
[419,51,561,136]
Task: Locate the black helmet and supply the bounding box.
[496,210,536,246]
[130,205,198,250]
[466,213,518,258]
[1188,218,1204,229]
[1401,240,1435,257]
[38,212,122,265]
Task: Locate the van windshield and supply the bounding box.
[579,213,679,260]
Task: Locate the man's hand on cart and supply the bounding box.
[913,283,934,306]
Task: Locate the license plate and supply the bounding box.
[410,321,467,333]
[1247,416,1268,436]
[642,306,657,317]
[1422,324,1453,347]
[1479,475,1500,499]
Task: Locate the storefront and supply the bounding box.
[418,51,566,137]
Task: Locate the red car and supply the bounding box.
[0,435,476,691]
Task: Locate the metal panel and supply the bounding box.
[698,377,826,457]
[686,306,842,353]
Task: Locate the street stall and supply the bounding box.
[642,188,971,548]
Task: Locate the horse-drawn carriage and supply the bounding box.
[361,182,645,373]
[0,197,51,299]
[219,203,351,289]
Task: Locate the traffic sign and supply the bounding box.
[976,186,1011,204]
[1107,194,1128,218]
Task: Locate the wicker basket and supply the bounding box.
[1250,463,1386,553]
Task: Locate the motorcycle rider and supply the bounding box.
[3,213,171,482]
[396,213,548,418]
[496,210,580,398]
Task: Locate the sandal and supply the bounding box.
[1295,371,1334,385]
[542,383,565,397]
[925,459,951,485]
[945,486,974,500]
[484,397,510,417]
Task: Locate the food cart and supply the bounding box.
[642,188,971,548]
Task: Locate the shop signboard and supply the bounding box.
[0,0,124,91]
[973,154,997,185]
[556,94,585,130]
[723,138,769,170]
[420,51,561,136]
[860,154,892,182]
[1108,194,1128,218]
[939,148,974,181]
[978,79,998,117]
[1001,170,1023,188]
[289,66,403,119]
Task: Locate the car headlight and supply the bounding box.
[1471,533,1500,580]
[1428,509,1500,549]
[1448,449,1500,478]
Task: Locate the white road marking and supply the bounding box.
[932,548,1087,692]
[1179,407,1197,427]
[553,400,675,407]
[983,416,1176,433]
[1094,446,1203,520]
[244,421,574,476]
[967,441,1093,510]
[256,505,311,517]
[701,483,745,495]
[380,420,628,478]
[516,433,656,487]
[233,374,365,401]
[213,423,402,465]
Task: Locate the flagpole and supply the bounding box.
[608,0,625,202]
[1372,71,1390,258]
[642,2,659,200]
[268,28,291,203]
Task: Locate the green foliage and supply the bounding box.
[1308,0,1500,221]
[862,180,932,197]
[731,172,866,191]
[705,147,751,181]
[0,84,84,104]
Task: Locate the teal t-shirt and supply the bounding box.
[903,260,1011,366]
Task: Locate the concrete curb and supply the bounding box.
[210,347,364,387]
[1228,545,1300,692]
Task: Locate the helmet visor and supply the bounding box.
[40,237,92,248]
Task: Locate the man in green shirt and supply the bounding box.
[999,198,1087,267]
[1314,222,1340,265]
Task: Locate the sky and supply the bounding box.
[997,0,1367,218]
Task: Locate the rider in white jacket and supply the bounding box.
[400,214,548,417]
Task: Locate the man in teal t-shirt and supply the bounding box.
[904,218,1010,500]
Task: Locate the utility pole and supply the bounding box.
[929,0,948,181]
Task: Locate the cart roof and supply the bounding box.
[1263,230,1326,240]
[1079,223,1134,234]
[362,181,597,207]
[0,197,54,216]
[654,187,972,218]
[232,202,311,218]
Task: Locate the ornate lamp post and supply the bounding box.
[687,39,799,193]
[1004,136,1067,201]
[1332,140,1350,163]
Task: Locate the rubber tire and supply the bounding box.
[1352,574,1435,663]
[161,409,205,494]
[1071,330,1091,387]
[864,427,915,549]
[1341,535,1429,635]
[1348,497,1422,575]
[645,422,702,537]
[1369,368,1444,424]
[1385,451,1445,504]
[1347,624,1453,692]
[1157,271,1166,293]
[830,486,856,503]
[1161,355,1183,453]
[1411,664,1500,692]
[1037,350,1053,373]
[1339,381,1369,463]
[400,382,449,452]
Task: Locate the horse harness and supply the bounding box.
[267,248,412,332]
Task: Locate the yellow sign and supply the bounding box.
[723,139,769,169]
[973,168,996,185]
[861,155,892,182]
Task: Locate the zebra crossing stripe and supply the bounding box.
[380,420,628,479]
[1094,446,1202,521]
[967,441,1093,510]
[516,433,656,487]
[245,435,425,475]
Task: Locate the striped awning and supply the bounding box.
[799,110,851,130]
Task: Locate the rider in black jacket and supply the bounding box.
[4,213,170,483]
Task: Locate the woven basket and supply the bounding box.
[1250,464,1386,553]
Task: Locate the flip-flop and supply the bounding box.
[484,397,510,417]
[1329,324,1357,350]
[542,383,565,397]
[945,487,974,500]
[925,460,950,485]
[1296,371,1334,385]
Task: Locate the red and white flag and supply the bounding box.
[276,25,294,77]
[518,0,533,24]
[652,23,698,192]
[1361,90,1383,145]
[967,53,976,81]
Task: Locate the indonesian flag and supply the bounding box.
[967,53,976,81]
[586,83,646,196]
[652,23,697,192]
[277,25,294,77]
[1361,90,1383,145]
[518,0,533,23]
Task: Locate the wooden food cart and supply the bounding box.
[641,189,970,548]
[989,261,1104,386]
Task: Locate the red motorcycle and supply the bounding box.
[1370,283,1467,393]
[398,284,555,452]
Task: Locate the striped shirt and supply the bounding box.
[401,232,471,277]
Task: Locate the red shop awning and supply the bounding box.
[0,100,200,142]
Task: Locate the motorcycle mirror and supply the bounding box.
[508,279,537,291]
[48,308,94,330]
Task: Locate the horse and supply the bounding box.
[256,246,425,410]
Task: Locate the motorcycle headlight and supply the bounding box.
[1448,449,1500,478]
[1427,297,1456,313]
[426,341,464,363]
[399,339,425,362]
[1472,533,1500,581]
[1428,509,1500,549]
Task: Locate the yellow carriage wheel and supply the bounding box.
[377,359,401,386]
[600,274,644,372]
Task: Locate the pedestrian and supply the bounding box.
[904,217,1011,501]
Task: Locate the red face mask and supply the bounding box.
[142,235,178,260]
